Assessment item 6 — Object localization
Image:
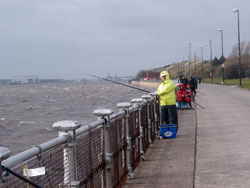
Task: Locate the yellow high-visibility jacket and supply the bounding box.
[157,71,176,106]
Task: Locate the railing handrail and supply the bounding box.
[2,134,69,168]
[2,101,145,169]
[1,94,159,188]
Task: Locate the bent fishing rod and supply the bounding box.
[88,74,205,109]
[87,74,151,93]
[192,101,205,109]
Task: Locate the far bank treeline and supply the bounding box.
[136,41,250,81]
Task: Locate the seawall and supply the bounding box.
[131,80,160,90]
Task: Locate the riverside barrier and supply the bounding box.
[0,93,160,188]
[130,80,160,89]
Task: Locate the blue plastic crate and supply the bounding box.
[159,124,177,138]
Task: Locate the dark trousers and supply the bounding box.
[191,88,196,96]
[160,105,178,126]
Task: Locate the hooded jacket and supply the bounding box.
[157,71,176,106]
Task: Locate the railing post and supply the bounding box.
[0,147,11,187]
[141,95,153,147]
[93,109,113,188]
[52,120,81,188]
[150,92,160,138]
[131,98,145,160]
[116,102,135,179]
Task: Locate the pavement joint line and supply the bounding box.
[192,108,198,188]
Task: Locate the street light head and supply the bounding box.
[218,28,222,32]
[208,39,211,42]
[200,46,203,48]
[233,8,239,13]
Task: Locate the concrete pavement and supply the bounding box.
[195,83,250,187]
[123,83,250,188]
[123,109,197,188]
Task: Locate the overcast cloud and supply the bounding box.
[0,0,249,79]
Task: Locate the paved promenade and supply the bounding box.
[123,83,250,188]
[195,84,250,187]
[123,108,197,188]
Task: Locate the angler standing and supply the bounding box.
[189,76,197,101]
[157,71,178,129]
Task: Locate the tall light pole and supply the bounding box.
[218,28,225,84]
[183,58,185,74]
[200,46,204,82]
[177,61,179,74]
[233,9,242,87]
[193,51,196,76]
[189,42,192,78]
[208,40,213,84]
[173,63,175,78]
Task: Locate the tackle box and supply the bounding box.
[159,124,177,138]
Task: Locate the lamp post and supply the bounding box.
[200,46,204,82]
[182,58,185,74]
[193,51,196,76]
[218,28,225,84]
[233,9,242,87]
[177,62,179,75]
[189,42,192,78]
[208,40,213,84]
[173,63,175,78]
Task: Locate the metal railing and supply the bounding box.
[0,93,160,188]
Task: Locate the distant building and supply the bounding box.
[0,79,12,85]
[142,72,160,80]
[12,76,40,84]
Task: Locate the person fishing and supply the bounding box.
[88,73,205,110]
[177,83,192,109]
[157,71,178,129]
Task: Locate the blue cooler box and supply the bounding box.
[159,124,177,138]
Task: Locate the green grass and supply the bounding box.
[203,78,250,89]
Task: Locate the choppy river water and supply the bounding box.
[0,81,154,155]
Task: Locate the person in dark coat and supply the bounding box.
[179,75,184,84]
[198,76,201,84]
[183,77,188,87]
[189,76,197,101]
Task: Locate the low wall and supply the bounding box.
[131,80,161,89]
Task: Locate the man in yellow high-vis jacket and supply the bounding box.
[157,71,178,127]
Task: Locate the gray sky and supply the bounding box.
[0,0,249,79]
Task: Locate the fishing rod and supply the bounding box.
[1,165,43,188]
[88,74,205,109]
[197,90,206,95]
[87,74,151,93]
[192,101,205,109]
